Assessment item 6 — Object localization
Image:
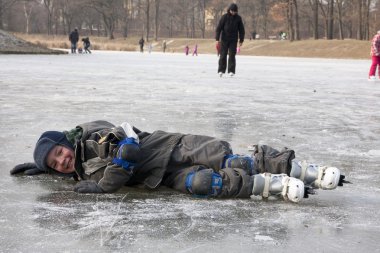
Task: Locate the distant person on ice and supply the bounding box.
[215,3,245,77]
[162,40,167,53]
[82,37,91,54]
[368,30,380,81]
[69,28,79,54]
[11,120,349,203]
[139,37,145,53]
[192,44,198,56]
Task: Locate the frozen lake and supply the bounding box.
[0,51,379,252]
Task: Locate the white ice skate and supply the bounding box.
[251,173,305,203]
[218,72,223,77]
[290,160,342,190]
[228,72,234,77]
[368,76,376,81]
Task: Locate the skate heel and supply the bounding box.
[251,173,305,203]
[290,160,342,190]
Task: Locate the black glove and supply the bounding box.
[10,163,45,176]
[73,180,104,193]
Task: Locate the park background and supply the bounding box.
[0,0,377,58]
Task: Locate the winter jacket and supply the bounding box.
[83,38,91,49]
[69,30,79,43]
[72,120,183,192]
[371,33,380,56]
[215,11,245,43]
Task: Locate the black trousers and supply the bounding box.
[218,40,238,74]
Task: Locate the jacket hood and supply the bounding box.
[228,3,238,12]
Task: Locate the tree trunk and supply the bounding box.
[145,0,150,42]
[364,0,371,40]
[318,0,328,39]
[293,0,300,40]
[122,0,129,38]
[313,0,319,39]
[357,0,363,40]
[191,3,195,38]
[287,0,295,41]
[23,2,33,34]
[327,0,333,39]
[0,0,3,29]
[199,0,206,38]
[336,0,344,40]
[154,0,159,41]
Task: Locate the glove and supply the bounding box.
[113,138,141,171]
[73,180,104,193]
[10,163,45,176]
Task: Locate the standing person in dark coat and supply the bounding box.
[139,38,145,53]
[215,3,245,77]
[11,120,349,203]
[69,28,79,54]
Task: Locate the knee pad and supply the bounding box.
[223,154,255,175]
[185,168,223,197]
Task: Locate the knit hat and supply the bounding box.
[229,3,238,12]
[33,131,74,172]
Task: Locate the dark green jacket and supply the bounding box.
[73,121,183,192]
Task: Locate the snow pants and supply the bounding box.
[218,40,238,74]
[163,134,295,198]
[369,55,380,77]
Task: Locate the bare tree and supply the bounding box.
[309,0,319,39]
[154,0,159,40]
[364,0,371,40]
[336,0,344,39]
[326,0,333,39]
[286,0,295,41]
[293,0,300,40]
[144,0,151,41]
[42,0,55,35]
[0,0,17,29]
[197,0,206,38]
[22,0,37,34]
[87,0,121,39]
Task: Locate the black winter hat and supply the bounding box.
[33,131,74,172]
[229,3,238,12]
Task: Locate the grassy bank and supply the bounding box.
[14,33,370,59]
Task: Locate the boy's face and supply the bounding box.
[46,145,75,174]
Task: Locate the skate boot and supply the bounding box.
[218,72,223,77]
[290,160,347,190]
[224,154,256,175]
[251,173,305,203]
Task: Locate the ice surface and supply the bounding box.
[0,51,379,252]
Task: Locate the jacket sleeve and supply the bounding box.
[97,163,133,193]
[238,17,245,43]
[215,15,225,41]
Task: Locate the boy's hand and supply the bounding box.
[10,163,45,175]
[74,180,104,193]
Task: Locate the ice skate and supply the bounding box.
[368,76,376,81]
[218,72,223,77]
[228,72,234,77]
[251,173,305,203]
[224,154,255,175]
[290,160,349,190]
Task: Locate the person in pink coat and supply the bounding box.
[368,30,380,80]
[192,44,198,56]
